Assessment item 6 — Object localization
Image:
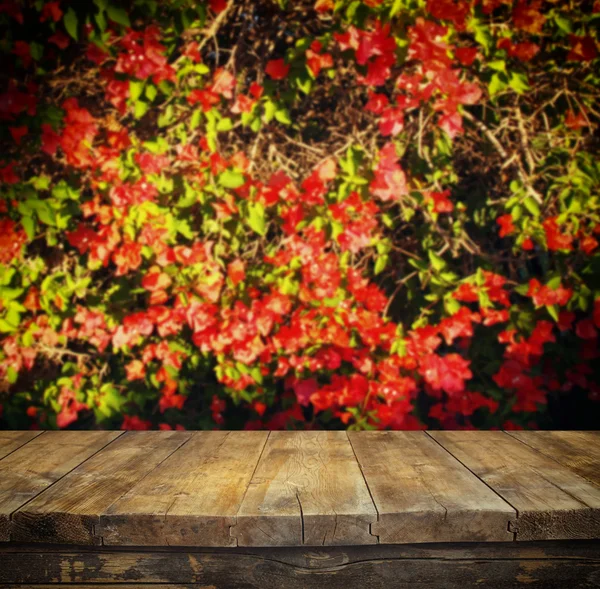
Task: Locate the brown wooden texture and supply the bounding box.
[233,431,377,547]
[1,541,599,588]
[0,430,41,461]
[349,431,515,543]
[507,431,600,486]
[11,431,190,545]
[98,431,269,547]
[430,430,600,541]
[0,431,120,542]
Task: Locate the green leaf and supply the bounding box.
[219,170,245,189]
[134,101,149,119]
[523,196,541,217]
[546,304,559,322]
[6,365,18,384]
[64,8,78,41]
[106,4,131,27]
[216,117,233,132]
[21,216,35,240]
[129,80,145,101]
[509,72,530,95]
[488,73,507,97]
[374,254,388,275]
[263,100,277,123]
[428,251,446,272]
[553,13,572,34]
[145,84,157,102]
[275,109,291,125]
[247,202,266,236]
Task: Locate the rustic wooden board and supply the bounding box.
[233,431,377,547]
[0,431,120,542]
[507,431,600,486]
[0,431,42,461]
[348,431,515,543]
[98,431,269,547]
[11,431,190,545]
[430,431,600,541]
[1,541,599,588]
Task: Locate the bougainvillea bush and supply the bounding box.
[0,0,599,431]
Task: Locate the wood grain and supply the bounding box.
[0,431,42,461]
[349,431,515,543]
[98,431,269,547]
[1,541,599,588]
[0,431,119,542]
[11,431,190,545]
[430,431,600,541]
[507,431,600,486]
[233,431,377,547]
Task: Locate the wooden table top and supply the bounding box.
[0,430,598,547]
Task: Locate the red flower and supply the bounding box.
[439,307,481,345]
[565,110,589,130]
[209,0,228,13]
[48,31,70,49]
[125,360,146,381]
[497,214,516,237]
[142,269,172,292]
[315,0,334,12]
[455,47,478,66]
[453,282,479,303]
[12,41,32,68]
[0,162,19,184]
[306,40,333,76]
[419,353,472,395]
[512,0,546,34]
[377,107,403,137]
[265,59,290,80]
[527,278,572,308]
[121,415,152,430]
[227,258,246,286]
[9,125,27,145]
[576,319,597,340]
[113,242,143,276]
[567,35,598,62]
[40,1,62,22]
[594,299,600,329]
[543,217,573,251]
[427,190,453,213]
[522,237,534,250]
[0,219,27,264]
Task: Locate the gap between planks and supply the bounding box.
[425,430,520,540]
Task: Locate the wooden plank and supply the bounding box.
[0,431,42,461]
[430,431,600,541]
[233,431,377,547]
[98,431,269,547]
[349,431,515,543]
[1,541,599,588]
[507,431,600,486]
[0,431,120,542]
[11,431,190,545]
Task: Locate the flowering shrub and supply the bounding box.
[0,0,599,431]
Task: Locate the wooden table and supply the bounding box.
[0,430,599,587]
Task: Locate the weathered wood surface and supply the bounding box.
[349,431,515,543]
[98,431,268,547]
[233,431,377,546]
[11,431,190,544]
[0,430,42,461]
[430,431,600,541]
[507,430,600,486]
[0,430,599,548]
[0,431,120,542]
[1,541,599,588]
